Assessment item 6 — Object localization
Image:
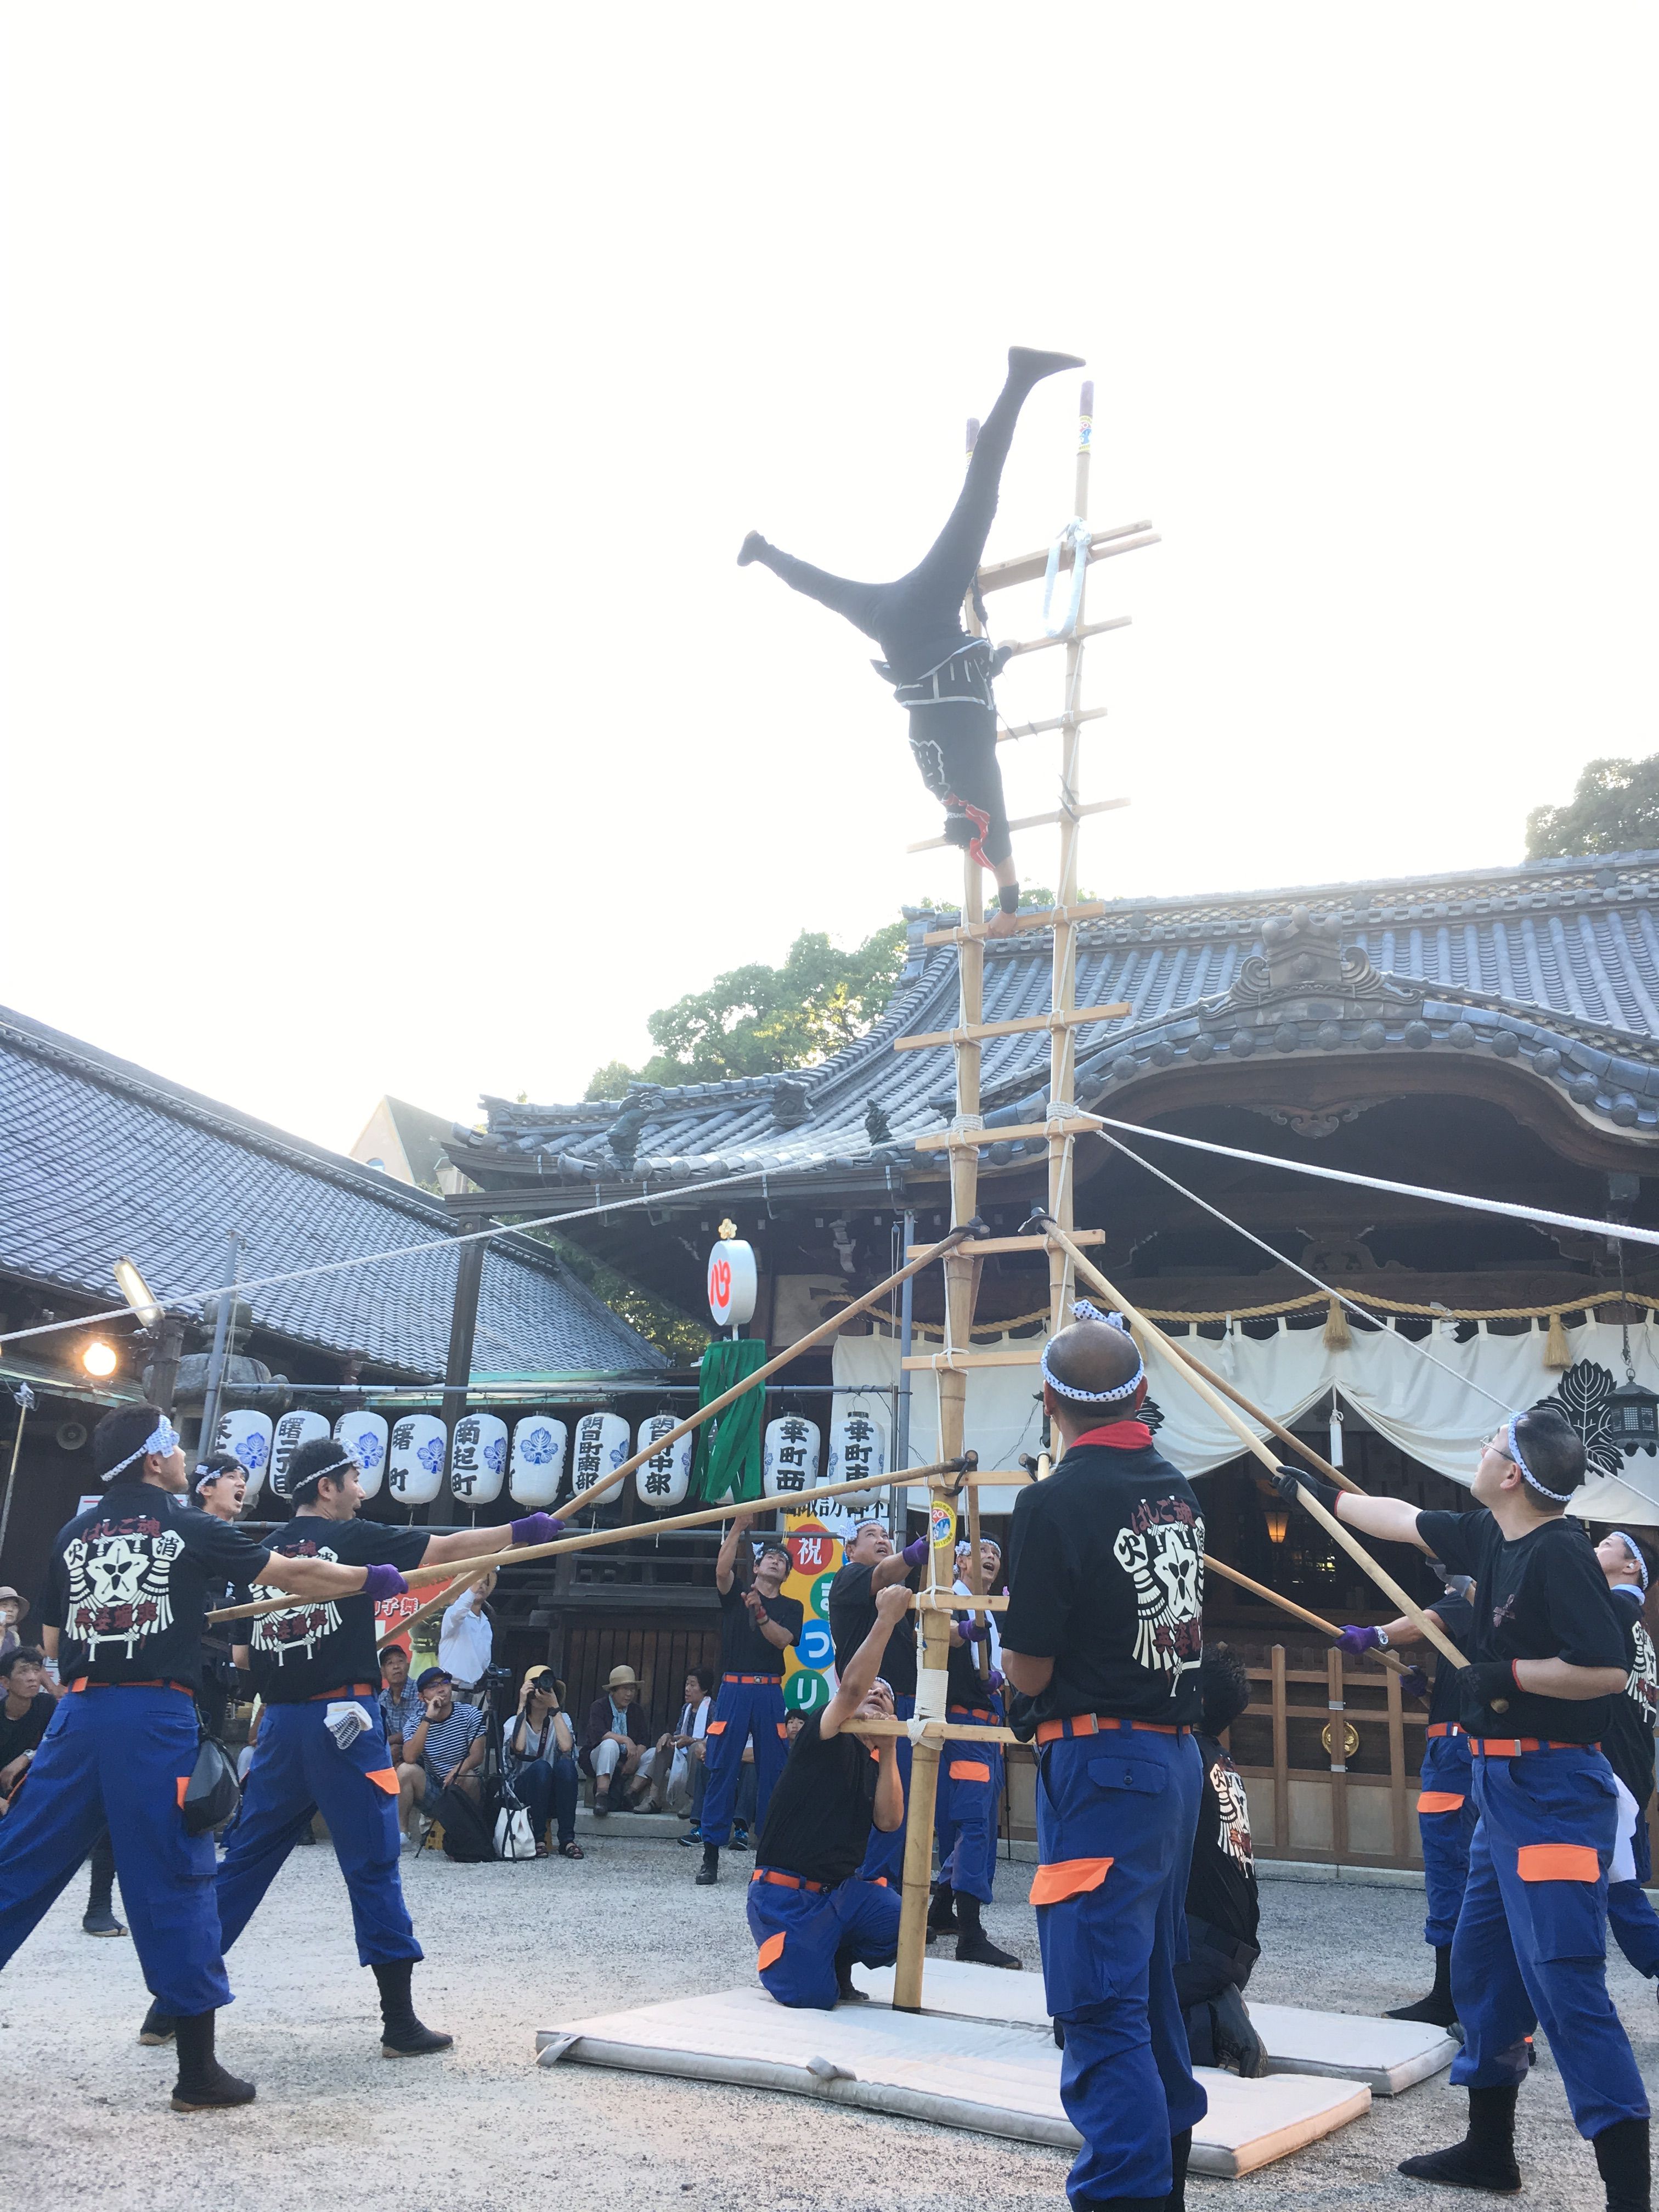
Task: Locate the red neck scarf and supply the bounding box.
[1070,1421,1153,1452]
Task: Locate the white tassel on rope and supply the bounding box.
[1041,517,1092,637]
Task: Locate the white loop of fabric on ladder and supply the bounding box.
[1041,518,1092,638]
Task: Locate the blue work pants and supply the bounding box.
[747,1869,901,2010]
[1418,1729,1476,1948]
[699,1674,787,1847]
[934,1701,1002,1904]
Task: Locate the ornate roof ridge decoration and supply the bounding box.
[1224,905,1403,1007]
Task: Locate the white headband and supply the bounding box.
[103,1417,179,1482]
[288,1452,358,1498]
[1506,1415,1575,1506]
[1611,1530,1650,1594]
[194,1463,240,1493]
[1041,1301,1146,1404]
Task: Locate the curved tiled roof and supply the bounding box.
[453,851,1659,1193]
[0,1007,666,1379]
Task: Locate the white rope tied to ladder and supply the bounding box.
[1041,518,1092,638]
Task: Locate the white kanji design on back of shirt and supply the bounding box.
[1628,1620,1658,1730]
[249,1543,341,1664]
[1211,1756,1254,1871]
[1113,1505,1204,1679]
[65,1527,184,1657]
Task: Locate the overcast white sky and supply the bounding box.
[3,7,1655,1155]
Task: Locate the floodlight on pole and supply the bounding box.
[112,1257,163,1331]
[82,1341,119,1379]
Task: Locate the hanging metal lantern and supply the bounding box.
[269,1409,330,1500]
[572,1411,630,1502]
[213,1408,273,1503]
[763,1414,822,1503]
[387,1412,447,1505]
[450,1411,509,1504]
[635,1413,691,1511]
[334,1409,389,1500]
[509,1416,568,1506]
[827,1407,887,1514]
[1609,1376,1659,1456]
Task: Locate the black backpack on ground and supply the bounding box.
[434,1782,496,1863]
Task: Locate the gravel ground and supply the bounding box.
[3,1833,1655,2210]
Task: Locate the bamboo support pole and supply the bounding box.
[375,1570,473,1651]
[208,1458,973,1624]
[893,1002,1130,1053]
[974,522,1156,597]
[998,614,1131,658]
[997,706,1111,744]
[847,1717,1015,1745]
[912,1118,1101,1149]
[922,902,1105,948]
[1203,1551,1409,1673]
[1047,381,1093,1336]
[907,1232,1105,1258]
[1039,1219,1474,1674]
[905,799,1128,855]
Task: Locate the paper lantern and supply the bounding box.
[827,1408,887,1515]
[334,1409,389,1500]
[763,1414,822,1502]
[509,1416,568,1506]
[635,1413,691,1511]
[387,1412,447,1505]
[212,1408,273,1504]
[450,1411,509,1504]
[707,1237,758,1329]
[269,1409,330,1500]
[572,1411,630,1502]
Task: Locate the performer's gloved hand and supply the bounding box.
[1457,1659,1518,1728]
[511,1513,565,1547]
[1272,1463,1342,1515]
[986,1667,1006,1695]
[1336,1624,1388,1655]
[901,1534,930,1571]
[1400,1666,1430,1701]
[360,1564,409,1603]
[956,1615,990,1644]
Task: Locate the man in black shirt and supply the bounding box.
[1593,1531,1659,1995]
[696,1511,803,1888]
[0,1404,384,2112]
[1175,1646,1267,2079]
[1002,1306,1206,2212]
[1279,1406,1647,2208]
[828,1517,926,1893]
[0,1645,55,1801]
[203,1435,563,2058]
[747,1579,909,2008]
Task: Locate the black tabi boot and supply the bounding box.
[1209,1984,1269,2079]
[834,1946,869,2004]
[737,532,766,566]
[374,1960,453,2057]
[954,1892,1020,1970]
[1166,2126,1193,2212]
[1594,2118,1651,2212]
[1006,347,1087,390]
[1388,1943,1460,2028]
[82,1847,125,1937]
[1398,2085,1522,2193]
[138,1999,177,2046]
[695,1842,720,1887]
[927,1882,958,1939]
[171,2010,256,2111]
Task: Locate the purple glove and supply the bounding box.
[511,1513,565,1547]
[956,1615,990,1644]
[901,1534,929,1571]
[361,1564,409,1604]
[986,1667,1006,1695]
[1401,1667,1430,1701]
[1336,1624,1384,1656]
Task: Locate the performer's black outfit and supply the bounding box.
[1175,1727,1265,2076]
[740,347,1083,878]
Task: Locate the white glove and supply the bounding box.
[324,1700,374,1750]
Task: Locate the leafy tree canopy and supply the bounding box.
[1526,755,1659,861]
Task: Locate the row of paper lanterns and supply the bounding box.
[212,1403,889,1515]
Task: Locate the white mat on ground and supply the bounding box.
[850,1960,1456,2096]
[535,1985,1370,2177]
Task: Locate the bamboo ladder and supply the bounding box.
[879,383,1157,2010]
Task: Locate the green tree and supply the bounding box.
[1526,755,1659,860]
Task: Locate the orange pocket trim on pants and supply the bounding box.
[1517,1843,1600,1883]
[1417,1792,1467,1815]
[949,1759,992,1783]
[756,1931,786,1972]
[705,1719,726,1735]
[176,1778,189,1808]
[1030,1856,1114,1907]
[366,1768,400,1796]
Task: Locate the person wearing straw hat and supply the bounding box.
[737,346,1085,937]
[580,1663,653,1812]
[1278,1408,1647,2210]
[1001,1304,1207,2212]
[188,1435,564,2063]
[1593,1530,1659,1999]
[0,1584,30,1664]
[0,1404,385,2112]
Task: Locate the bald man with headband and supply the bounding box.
[1002,1306,1206,2212]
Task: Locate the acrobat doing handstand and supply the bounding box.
[740,347,1083,936]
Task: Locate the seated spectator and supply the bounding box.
[379,1645,426,1838]
[0,1646,123,1936]
[1175,1644,1267,2076]
[0,1585,28,1666]
[504,1667,583,1859]
[438,1571,496,1706]
[651,1667,714,1821]
[579,1663,652,1813]
[404,1667,487,1805]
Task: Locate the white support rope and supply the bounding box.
[1041,518,1092,638]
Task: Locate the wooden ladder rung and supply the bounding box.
[893,1000,1131,1053]
[922,900,1106,947]
[912,1116,1099,1150]
[998,615,1131,658]
[902,1345,1045,1370]
[997,705,1109,744]
[906,798,1128,854]
[976,522,1156,597]
[906,1230,1105,1257]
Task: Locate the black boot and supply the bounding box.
[927,1882,958,1940]
[1594,2118,1651,2212]
[82,1835,125,1936]
[1006,346,1087,389]
[171,2010,256,2111]
[138,1999,177,2046]
[834,1946,869,2004]
[1388,1943,1460,2028]
[1166,2127,1193,2212]
[737,532,767,567]
[696,1842,720,1887]
[1209,1984,1269,2079]
[955,1892,1020,1970]
[1398,2086,1522,2193]
[374,1960,453,2057]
